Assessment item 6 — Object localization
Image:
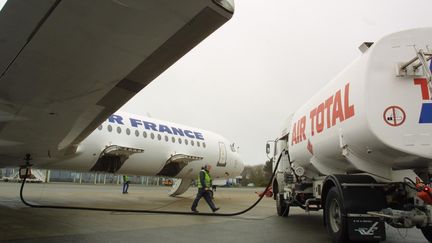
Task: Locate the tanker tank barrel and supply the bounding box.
[269,28,432,243]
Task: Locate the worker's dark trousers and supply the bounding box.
[122,182,129,193]
[191,188,216,211]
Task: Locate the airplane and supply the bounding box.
[39,111,244,196]
[0,0,241,195]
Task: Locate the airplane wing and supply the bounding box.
[0,0,234,166]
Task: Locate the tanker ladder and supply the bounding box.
[396,48,432,93]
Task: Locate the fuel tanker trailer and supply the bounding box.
[266,28,432,242]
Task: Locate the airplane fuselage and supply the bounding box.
[39,111,244,181]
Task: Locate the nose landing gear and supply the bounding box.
[19,154,33,179]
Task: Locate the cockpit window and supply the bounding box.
[230,143,236,152]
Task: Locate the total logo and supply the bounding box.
[414,78,432,123]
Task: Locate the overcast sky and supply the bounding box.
[122,0,432,166]
[1,0,431,166]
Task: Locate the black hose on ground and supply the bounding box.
[20,150,284,216]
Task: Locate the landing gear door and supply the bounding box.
[217,142,227,167]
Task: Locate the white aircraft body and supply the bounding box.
[0,0,240,195]
[42,111,244,195]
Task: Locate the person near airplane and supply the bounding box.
[122,175,130,194]
[191,164,219,213]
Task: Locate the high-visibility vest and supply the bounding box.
[197,170,211,188]
[123,175,129,182]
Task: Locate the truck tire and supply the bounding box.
[325,187,348,243]
[421,226,432,242]
[276,193,289,217]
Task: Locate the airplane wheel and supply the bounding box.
[421,226,432,242]
[325,187,348,243]
[276,193,289,217]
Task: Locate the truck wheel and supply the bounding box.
[421,226,432,242]
[276,194,289,217]
[325,187,348,243]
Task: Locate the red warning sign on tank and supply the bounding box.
[383,106,406,126]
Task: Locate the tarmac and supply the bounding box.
[0,182,428,243]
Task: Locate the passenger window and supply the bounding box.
[203,142,206,148]
[135,130,139,137]
[126,128,130,135]
[151,133,155,139]
[108,125,113,132]
[178,138,182,144]
[98,125,103,131]
[165,135,169,142]
[185,139,188,145]
[117,127,122,134]
[172,137,175,143]
[191,140,195,146]
[197,141,200,147]
[157,134,161,140]
[143,131,147,138]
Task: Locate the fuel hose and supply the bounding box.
[20,150,284,217]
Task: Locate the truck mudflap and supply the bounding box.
[347,214,386,241]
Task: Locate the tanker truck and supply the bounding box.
[266,28,432,242]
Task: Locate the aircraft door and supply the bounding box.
[276,135,289,171]
[217,142,227,167]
